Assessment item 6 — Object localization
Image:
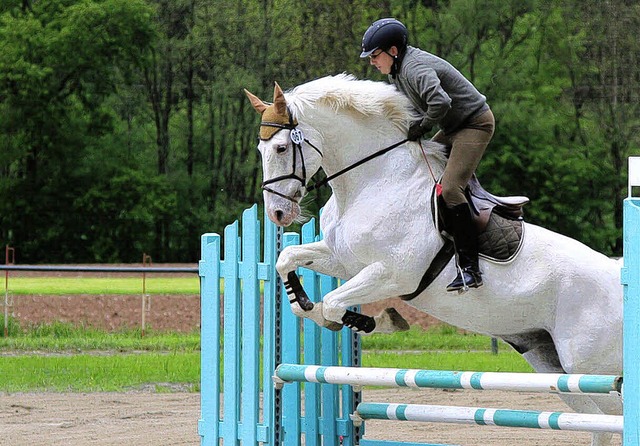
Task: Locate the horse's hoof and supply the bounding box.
[373,308,410,334]
[325,321,344,332]
[297,301,344,331]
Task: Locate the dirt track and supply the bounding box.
[7,263,442,332]
[0,389,621,446]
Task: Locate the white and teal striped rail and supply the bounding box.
[276,364,624,434]
[274,364,622,395]
[353,403,623,434]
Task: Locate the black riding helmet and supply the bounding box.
[360,18,408,58]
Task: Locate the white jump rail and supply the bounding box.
[274,364,622,395]
[352,402,623,434]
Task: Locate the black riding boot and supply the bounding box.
[445,203,483,293]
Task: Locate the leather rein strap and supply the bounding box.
[305,138,409,192]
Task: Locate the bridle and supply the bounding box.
[259,113,413,202]
[259,115,323,204]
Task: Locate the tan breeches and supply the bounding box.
[432,109,495,207]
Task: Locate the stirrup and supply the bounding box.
[446,267,483,294]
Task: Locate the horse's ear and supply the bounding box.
[273,82,288,116]
[244,89,268,114]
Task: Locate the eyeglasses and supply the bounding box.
[369,50,384,60]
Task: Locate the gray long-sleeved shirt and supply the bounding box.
[388,46,489,135]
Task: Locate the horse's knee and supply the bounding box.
[291,301,342,331]
[322,300,346,323]
[289,300,307,318]
[276,249,295,276]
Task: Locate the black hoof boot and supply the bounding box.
[446,268,483,293]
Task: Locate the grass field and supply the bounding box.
[0,352,201,392]
[0,276,532,392]
[6,277,200,295]
[0,319,531,392]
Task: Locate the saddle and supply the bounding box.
[464,175,529,230]
[434,175,529,262]
[401,176,528,301]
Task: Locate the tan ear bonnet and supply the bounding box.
[244,83,297,140]
[258,104,298,140]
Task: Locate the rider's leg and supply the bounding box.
[443,203,483,291]
[433,109,494,292]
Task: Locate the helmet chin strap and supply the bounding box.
[390,55,399,78]
[388,46,405,79]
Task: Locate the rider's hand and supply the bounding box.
[407,121,431,141]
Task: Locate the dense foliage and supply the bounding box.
[1,0,638,262]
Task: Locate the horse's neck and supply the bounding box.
[315,127,435,206]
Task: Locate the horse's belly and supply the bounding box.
[414,291,546,335]
[410,222,623,370]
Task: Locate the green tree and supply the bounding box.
[556,1,640,254]
[1,0,636,262]
[0,0,155,261]
[74,169,177,261]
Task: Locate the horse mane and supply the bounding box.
[285,73,448,173]
[285,73,417,130]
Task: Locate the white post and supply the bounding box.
[628,156,640,198]
[623,156,640,446]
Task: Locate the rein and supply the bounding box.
[306,138,409,192]
[260,117,413,199]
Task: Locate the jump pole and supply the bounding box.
[353,403,623,434]
[274,364,622,394]
[274,365,624,435]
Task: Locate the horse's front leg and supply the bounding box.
[276,241,348,331]
[277,243,410,334]
[322,261,410,334]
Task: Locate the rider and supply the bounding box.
[360,18,495,293]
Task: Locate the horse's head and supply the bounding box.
[244,83,322,226]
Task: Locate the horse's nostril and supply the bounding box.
[276,210,284,222]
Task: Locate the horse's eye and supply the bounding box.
[276,145,287,154]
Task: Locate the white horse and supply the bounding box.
[245,74,622,446]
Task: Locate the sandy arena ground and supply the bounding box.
[0,389,621,446]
